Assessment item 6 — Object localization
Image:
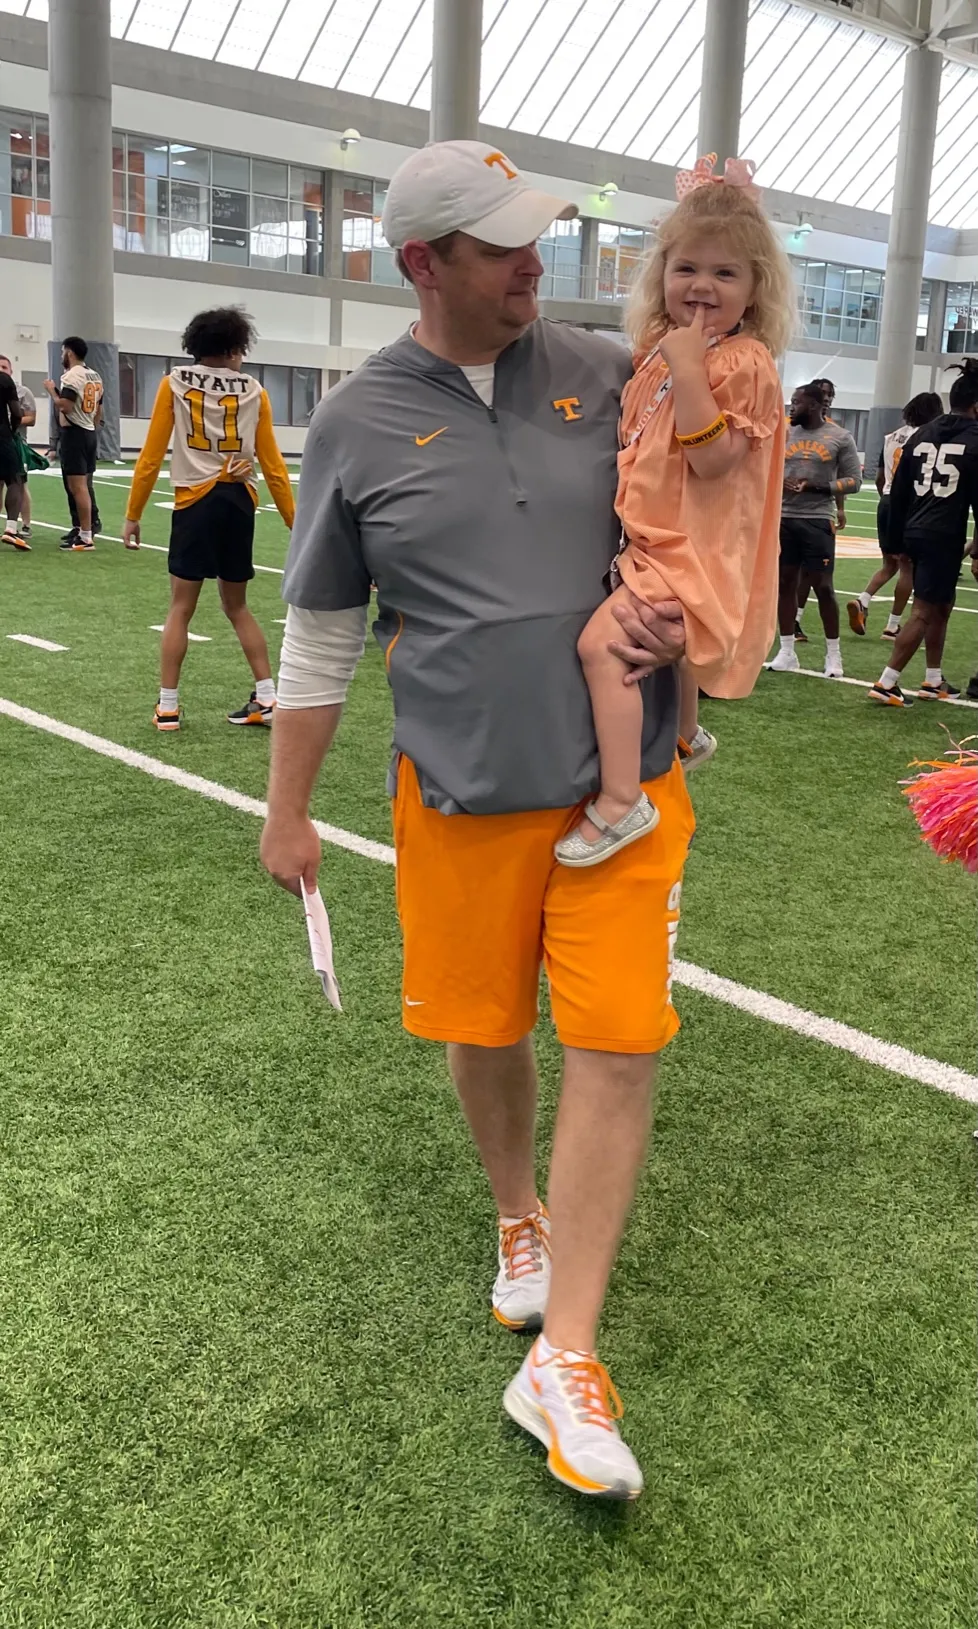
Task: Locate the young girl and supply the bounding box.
[556,156,794,866]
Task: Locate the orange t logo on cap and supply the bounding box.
[484,151,518,181]
[553,397,583,422]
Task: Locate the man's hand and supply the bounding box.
[608,593,686,685]
[784,477,806,494]
[122,519,140,550]
[260,813,322,898]
[43,379,56,395]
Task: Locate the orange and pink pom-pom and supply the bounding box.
[902,743,977,873]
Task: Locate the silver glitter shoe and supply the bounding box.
[554,792,660,868]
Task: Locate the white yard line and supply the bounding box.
[766,665,978,707]
[1,694,974,1106]
[6,634,68,652]
[149,625,210,641]
[26,520,285,574]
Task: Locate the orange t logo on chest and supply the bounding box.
[552,397,583,422]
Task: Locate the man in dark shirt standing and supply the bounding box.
[767,382,862,677]
[869,361,978,707]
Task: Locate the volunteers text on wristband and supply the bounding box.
[675,413,728,448]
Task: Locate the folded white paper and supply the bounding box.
[300,880,343,1011]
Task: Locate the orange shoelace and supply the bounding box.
[540,1349,624,1432]
[498,1210,551,1281]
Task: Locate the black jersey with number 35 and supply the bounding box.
[887,413,978,552]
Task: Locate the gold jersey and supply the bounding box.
[168,366,264,489]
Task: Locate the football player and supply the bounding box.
[122,307,295,731]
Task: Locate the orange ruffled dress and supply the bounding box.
[615,333,785,699]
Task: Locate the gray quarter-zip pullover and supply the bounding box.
[283,319,679,815]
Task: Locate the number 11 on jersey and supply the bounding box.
[184,388,244,455]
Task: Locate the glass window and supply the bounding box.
[212,188,249,230]
[136,355,167,417]
[169,181,208,224]
[127,136,169,179]
[291,366,320,425]
[595,224,653,300]
[212,226,249,266]
[252,159,288,198]
[119,354,135,417]
[538,218,582,299]
[344,178,373,215]
[291,166,324,207]
[944,281,976,351]
[916,280,931,351]
[168,144,210,184]
[0,109,324,277]
[213,150,250,189]
[263,365,291,424]
[127,215,168,256]
[170,222,210,261]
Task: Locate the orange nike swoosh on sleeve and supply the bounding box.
[415,427,449,446]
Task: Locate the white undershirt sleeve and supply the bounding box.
[277,603,369,709]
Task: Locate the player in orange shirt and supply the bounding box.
[122,308,295,731]
[556,159,793,867]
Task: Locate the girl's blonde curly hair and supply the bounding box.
[626,182,797,359]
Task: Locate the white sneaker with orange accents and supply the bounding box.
[492,1208,550,1332]
[503,1336,643,1499]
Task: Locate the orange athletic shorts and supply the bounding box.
[392,756,695,1054]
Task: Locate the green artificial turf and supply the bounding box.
[0,469,975,1627]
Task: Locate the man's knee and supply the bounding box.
[564,1044,657,1086]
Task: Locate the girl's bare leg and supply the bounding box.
[576,589,644,842]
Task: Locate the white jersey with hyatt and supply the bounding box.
[169,366,262,491]
[126,367,295,521]
[59,364,103,429]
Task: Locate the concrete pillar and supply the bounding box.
[580,216,600,303]
[324,170,346,281]
[697,0,750,166]
[924,277,947,357]
[867,43,943,469]
[430,0,483,143]
[49,0,119,457]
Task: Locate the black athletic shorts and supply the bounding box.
[903,531,965,607]
[60,425,98,477]
[779,516,836,573]
[876,494,892,553]
[0,436,23,484]
[168,484,256,582]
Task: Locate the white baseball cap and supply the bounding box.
[381,139,578,250]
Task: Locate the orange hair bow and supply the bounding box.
[675,152,760,202]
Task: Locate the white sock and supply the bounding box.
[536,1333,593,1361]
[826,638,841,660]
[79,530,92,543]
[885,613,900,632]
[499,1206,542,1229]
[780,634,795,655]
[925,667,942,687]
[159,687,179,712]
[880,665,901,689]
[255,677,276,707]
[858,590,872,609]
